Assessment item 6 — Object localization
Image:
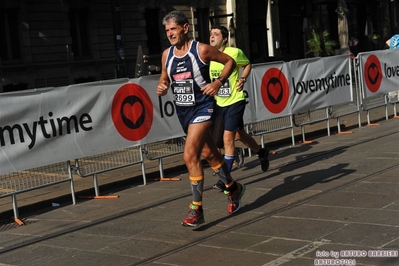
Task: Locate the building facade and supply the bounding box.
[1,0,397,92]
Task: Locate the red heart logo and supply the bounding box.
[123,102,143,124]
[268,83,282,101]
[369,66,378,81]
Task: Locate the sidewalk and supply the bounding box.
[0,107,398,266]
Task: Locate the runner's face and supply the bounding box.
[210,29,224,49]
[164,20,188,46]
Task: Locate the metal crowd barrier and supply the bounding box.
[361,95,389,125]
[4,53,399,225]
[331,101,361,133]
[387,90,399,118]
[246,115,295,155]
[292,107,331,143]
[73,145,145,198]
[143,137,185,180]
[0,161,75,224]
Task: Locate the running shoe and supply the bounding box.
[259,148,270,172]
[224,182,246,213]
[181,204,205,227]
[235,147,245,168]
[212,179,226,191]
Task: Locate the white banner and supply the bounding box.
[288,55,352,113]
[0,77,184,175]
[0,55,358,175]
[245,61,292,123]
[358,49,399,98]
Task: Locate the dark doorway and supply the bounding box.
[145,8,162,54]
[248,0,268,62]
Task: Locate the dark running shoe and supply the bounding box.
[213,179,226,191]
[224,182,246,214]
[181,204,205,227]
[235,147,245,168]
[259,148,270,172]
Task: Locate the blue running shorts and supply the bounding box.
[176,100,215,133]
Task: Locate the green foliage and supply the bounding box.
[306,30,337,56]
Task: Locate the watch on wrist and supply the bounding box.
[218,77,227,86]
[240,77,246,83]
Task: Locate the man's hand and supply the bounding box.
[201,80,220,96]
[157,80,169,96]
[236,78,245,92]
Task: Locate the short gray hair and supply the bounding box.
[162,10,189,26]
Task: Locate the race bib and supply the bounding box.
[216,78,231,97]
[171,80,195,106]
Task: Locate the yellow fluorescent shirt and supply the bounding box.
[210,47,250,107]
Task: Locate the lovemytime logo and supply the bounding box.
[364,53,399,93]
[111,83,153,141]
[261,67,289,114]
[292,71,350,95]
[364,54,383,93]
[0,112,93,150]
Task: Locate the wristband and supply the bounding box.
[240,77,246,83]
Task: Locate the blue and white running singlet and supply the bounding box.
[165,41,213,109]
[165,41,215,132]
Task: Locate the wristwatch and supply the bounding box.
[218,77,227,86]
[240,77,246,83]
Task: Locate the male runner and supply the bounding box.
[157,12,246,226]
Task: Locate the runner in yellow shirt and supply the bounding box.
[209,25,270,190]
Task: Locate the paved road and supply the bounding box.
[0,109,398,266]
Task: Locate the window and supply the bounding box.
[0,8,21,63]
[145,8,162,54]
[194,8,210,44]
[69,8,90,58]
